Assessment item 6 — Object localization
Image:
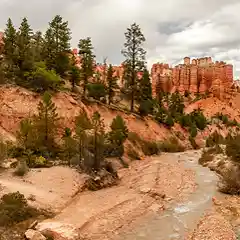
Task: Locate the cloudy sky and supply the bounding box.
[0,0,240,78]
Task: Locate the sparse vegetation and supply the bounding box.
[199,149,214,165]
[159,137,185,153]
[206,131,225,147]
[127,148,141,160]
[0,192,41,226]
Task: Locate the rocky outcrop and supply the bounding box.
[25,229,46,240]
[151,57,233,99]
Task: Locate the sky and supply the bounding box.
[0,0,240,78]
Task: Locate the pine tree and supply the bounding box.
[16,17,34,76]
[16,118,34,150]
[3,18,17,78]
[62,128,77,165]
[106,64,118,105]
[139,68,152,101]
[43,15,71,76]
[138,68,153,115]
[91,111,105,170]
[32,31,44,62]
[109,115,128,157]
[34,91,60,153]
[69,65,80,90]
[74,111,92,165]
[78,37,95,97]
[121,23,146,112]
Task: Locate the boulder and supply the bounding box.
[25,229,46,240]
[36,221,80,240]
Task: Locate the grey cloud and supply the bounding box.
[0,0,240,77]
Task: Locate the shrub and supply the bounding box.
[198,150,214,165]
[159,137,185,153]
[190,124,198,138]
[0,192,39,226]
[141,141,160,156]
[33,156,49,168]
[87,83,106,101]
[0,140,8,164]
[218,167,240,195]
[127,148,141,160]
[225,135,240,163]
[206,131,224,147]
[189,136,199,149]
[128,132,142,145]
[165,114,174,127]
[14,159,28,176]
[139,99,153,116]
[26,62,62,92]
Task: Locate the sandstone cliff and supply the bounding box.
[151,57,233,99]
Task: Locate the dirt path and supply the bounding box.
[36,153,197,240]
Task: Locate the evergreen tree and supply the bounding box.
[33,91,60,153]
[109,115,128,157]
[78,37,95,97]
[32,31,44,62]
[91,111,105,170]
[3,18,17,78]
[69,65,80,90]
[106,64,118,105]
[121,23,146,112]
[139,68,152,101]
[16,17,34,76]
[43,15,71,76]
[138,68,153,115]
[62,128,77,165]
[74,111,92,165]
[169,92,184,118]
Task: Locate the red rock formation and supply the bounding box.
[151,57,234,99]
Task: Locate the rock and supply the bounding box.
[1,158,18,169]
[36,221,80,240]
[212,197,222,206]
[149,203,165,212]
[25,229,46,240]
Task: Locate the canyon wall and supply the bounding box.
[151,57,233,99]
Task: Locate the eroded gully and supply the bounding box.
[117,150,222,240]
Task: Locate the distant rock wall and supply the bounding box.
[151,57,233,99]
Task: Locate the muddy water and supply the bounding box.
[118,150,221,240]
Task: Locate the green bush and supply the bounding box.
[139,99,153,116]
[190,124,198,138]
[0,192,39,226]
[206,131,224,147]
[189,136,199,149]
[26,62,62,92]
[159,137,185,153]
[141,141,160,156]
[226,135,240,163]
[87,83,106,101]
